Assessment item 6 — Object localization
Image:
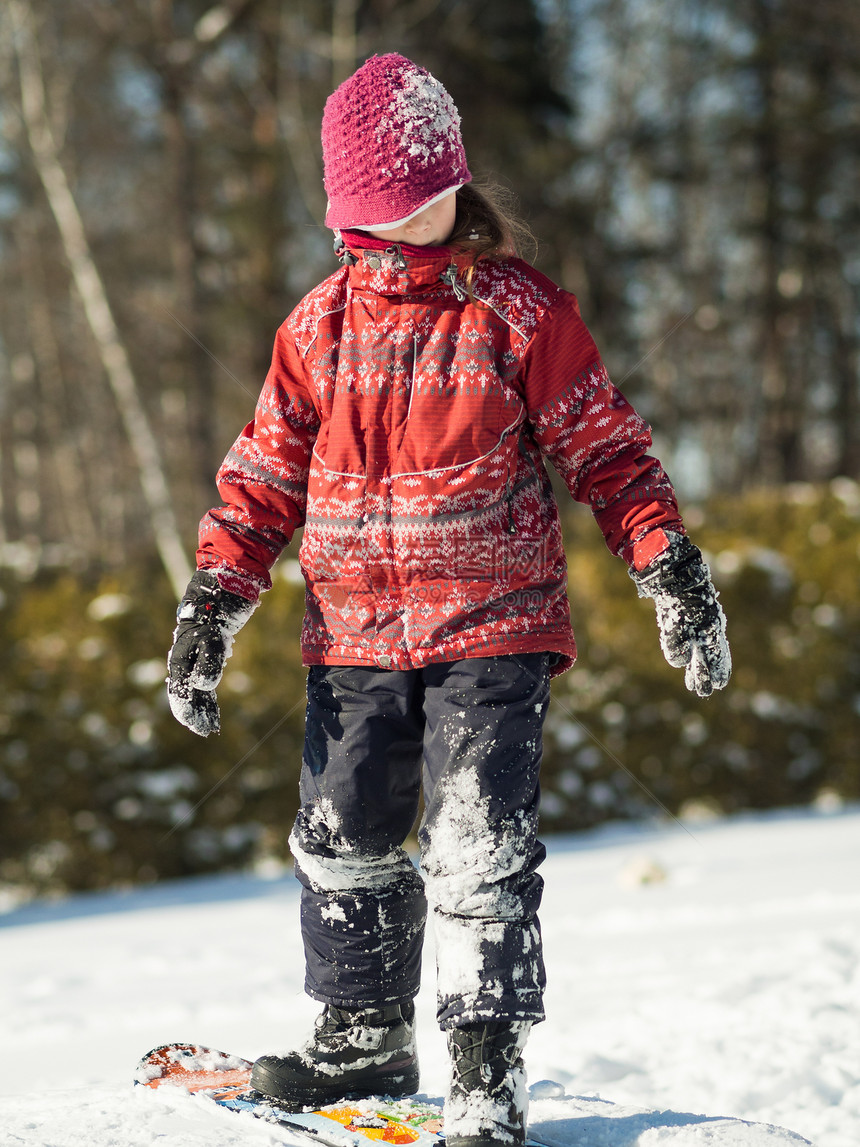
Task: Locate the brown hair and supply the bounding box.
[448,182,537,267]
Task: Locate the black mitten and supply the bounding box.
[167,570,258,736]
[630,533,731,698]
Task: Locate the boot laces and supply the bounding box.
[451,1027,519,1093]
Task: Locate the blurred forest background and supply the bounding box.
[0,0,858,899]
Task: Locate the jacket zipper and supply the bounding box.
[505,425,529,536]
[407,332,419,422]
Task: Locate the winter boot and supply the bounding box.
[250,1002,418,1110]
[444,1021,531,1147]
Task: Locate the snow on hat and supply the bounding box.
[322,53,471,231]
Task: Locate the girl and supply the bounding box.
[167,54,730,1147]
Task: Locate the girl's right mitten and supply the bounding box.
[167,570,258,736]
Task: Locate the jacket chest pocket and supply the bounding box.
[394,332,521,476]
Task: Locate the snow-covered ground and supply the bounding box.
[1,807,858,1146]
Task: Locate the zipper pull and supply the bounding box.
[507,490,517,534]
[385,243,407,271]
[442,263,467,301]
[333,230,357,266]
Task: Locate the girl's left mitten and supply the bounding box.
[630,533,731,699]
[167,570,258,736]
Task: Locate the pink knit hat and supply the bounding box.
[322,54,471,231]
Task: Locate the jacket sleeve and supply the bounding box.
[518,292,684,571]
[196,324,320,599]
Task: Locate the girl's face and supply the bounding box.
[366,191,457,247]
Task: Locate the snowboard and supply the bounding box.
[135,1042,545,1146]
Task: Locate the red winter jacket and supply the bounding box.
[198,237,683,675]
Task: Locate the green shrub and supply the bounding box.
[0,481,857,898]
[0,561,307,900]
[540,479,860,829]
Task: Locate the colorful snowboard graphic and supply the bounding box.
[136,1043,450,1146]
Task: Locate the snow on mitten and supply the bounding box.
[167,570,258,736]
[629,533,731,699]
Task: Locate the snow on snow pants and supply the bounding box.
[289,653,552,1029]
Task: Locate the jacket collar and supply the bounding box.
[336,229,473,297]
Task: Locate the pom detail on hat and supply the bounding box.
[322,53,471,230]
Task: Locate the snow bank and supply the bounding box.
[0,808,857,1145]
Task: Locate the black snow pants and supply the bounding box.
[289,653,551,1029]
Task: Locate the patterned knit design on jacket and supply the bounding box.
[198,245,683,674]
[322,54,471,230]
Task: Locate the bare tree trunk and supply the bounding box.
[10,0,192,597]
[150,0,219,496]
[18,211,101,558]
[804,59,860,479]
[161,61,218,491]
[331,0,358,88]
[249,13,288,374]
[277,5,328,226]
[749,0,788,484]
[0,444,6,546]
[827,280,860,478]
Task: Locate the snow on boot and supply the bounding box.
[250,1002,418,1110]
[444,1021,530,1147]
